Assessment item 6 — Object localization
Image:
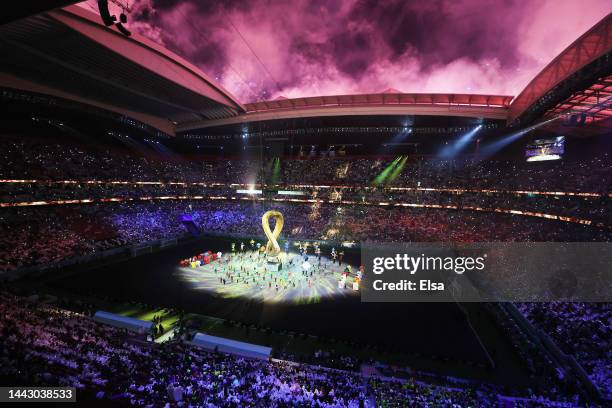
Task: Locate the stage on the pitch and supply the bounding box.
[47,236,494,370]
[176,249,359,304]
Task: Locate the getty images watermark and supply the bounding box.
[360,242,612,302]
[371,252,486,292]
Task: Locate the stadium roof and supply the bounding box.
[509,13,612,124]
[245,93,513,112]
[0,5,245,135]
[1,5,609,136]
[544,75,612,124]
[177,93,513,131]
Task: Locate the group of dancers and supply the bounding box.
[230,239,347,266]
[179,239,363,296]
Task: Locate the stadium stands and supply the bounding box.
[0,291,594,407]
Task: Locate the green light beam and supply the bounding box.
[373,156,401,185]
[387,156,407,183]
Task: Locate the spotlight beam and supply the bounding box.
[388,127,412,144]
[387,156,408,183]
[479,116,562,160]
[438,125,482,159]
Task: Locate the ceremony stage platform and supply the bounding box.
[176,249,360,304]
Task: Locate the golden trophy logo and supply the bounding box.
[262,210,284,257]
[262,211,284,272]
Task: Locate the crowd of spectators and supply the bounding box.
[0,291,589,407]
[485,303,586,404]
[1,181,608,224]
[516,302,611,399]
[0,137,207,183]
[368,377,583,408]
[2,200,608,272]
[0,134,609,407]
[1,136,609,236]
[1,136,610,193]
[369,377,497,407]
[0,291,366,407]
[282,156,612,194]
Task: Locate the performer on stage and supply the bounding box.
[177,210,361,303]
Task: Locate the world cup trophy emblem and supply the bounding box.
[262,210,284,271]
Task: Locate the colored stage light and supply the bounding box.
[271,157,281,184]
[387,156,408,183]
[373,156,402,185]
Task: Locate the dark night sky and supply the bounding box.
[82,0,611,102]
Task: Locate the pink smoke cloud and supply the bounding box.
[81,0,611,103]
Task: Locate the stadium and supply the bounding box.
[0,1,610,407]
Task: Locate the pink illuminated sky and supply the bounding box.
[82,0,611,103]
